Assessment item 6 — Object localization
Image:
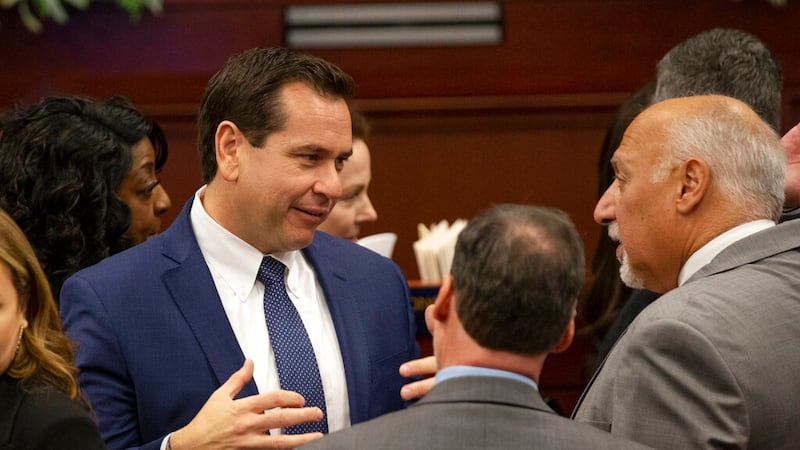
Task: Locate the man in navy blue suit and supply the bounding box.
[60,47,419,450]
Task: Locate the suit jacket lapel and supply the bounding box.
[159,199,257,398]
[303,234,371,423]
[688,219,800,284]
[571,324,631,419]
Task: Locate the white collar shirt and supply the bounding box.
[189,187,350,434]
[678,219,775,286]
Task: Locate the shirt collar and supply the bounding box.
[190,187,302,300]
[678,219,775,286]
[435,365,538,391]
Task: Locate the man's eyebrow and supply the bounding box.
[293,144,337,154]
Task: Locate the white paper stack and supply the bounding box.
[412,219,467,282]
[357,232,398,258]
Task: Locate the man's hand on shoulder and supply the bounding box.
[169,359,324,449]
[399,356,437,401]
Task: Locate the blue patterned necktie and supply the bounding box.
[257,256,328,434]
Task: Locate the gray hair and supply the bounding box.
[651,99,786,221]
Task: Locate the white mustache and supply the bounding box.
[608,222,620,242]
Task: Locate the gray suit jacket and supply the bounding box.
[573,219,800,449]
[304,375,651,449]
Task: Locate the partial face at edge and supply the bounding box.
[117,138,173,244]
[0,262,26,375]
[318,138,378,241]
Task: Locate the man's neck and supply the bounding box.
[439,345,545,384]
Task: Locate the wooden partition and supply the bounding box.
[3,0,800,415]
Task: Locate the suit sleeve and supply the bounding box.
[611,318,748,449]
[60,275,164,450]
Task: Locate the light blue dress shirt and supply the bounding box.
[436,365,538,391]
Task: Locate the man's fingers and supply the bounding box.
[254,405,324,431]
[238,389,307,412]
[399,355,437,378]
[250,432,324,449]
[399,355,438,400]
[400,377,435,401]
[398,356,435,378]
[221,359,255,399]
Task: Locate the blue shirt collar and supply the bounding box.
[435,365,538,391]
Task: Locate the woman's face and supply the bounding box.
[117,138,173,244]
[0,261,26,375]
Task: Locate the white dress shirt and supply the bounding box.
[190,187,350,434]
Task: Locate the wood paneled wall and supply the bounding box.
[3,0,800,413]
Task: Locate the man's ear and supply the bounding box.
[425,274,453,336]
[552,309,575,354]
[215,120,243,182]
[676,158,710,214]
[782,121,800,208]
[432,274,454,322]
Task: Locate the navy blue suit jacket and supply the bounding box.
[60,199,419,450]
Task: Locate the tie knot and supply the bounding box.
[257,256,286,286]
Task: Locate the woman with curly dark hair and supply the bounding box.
[0,207,106,449]
[0,95,172,300]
